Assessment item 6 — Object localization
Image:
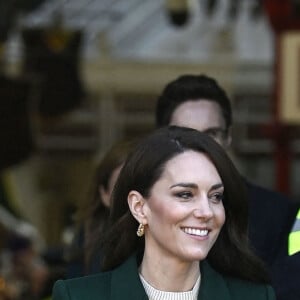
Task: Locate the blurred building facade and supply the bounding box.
[0,0,299,246]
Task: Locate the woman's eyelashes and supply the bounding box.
[173,189,224,203]
[209,192,224,203]
[175,190,194,200]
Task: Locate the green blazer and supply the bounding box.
[53,255,275,300]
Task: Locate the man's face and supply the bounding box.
[169,100,231,148]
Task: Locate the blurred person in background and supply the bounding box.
[0,225,49,300]
[155,74,299,298]
[155,74,298,266]
[64,138,136,278]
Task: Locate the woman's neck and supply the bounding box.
[139,249,200,292]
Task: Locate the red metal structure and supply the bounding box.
[263,0,300,194]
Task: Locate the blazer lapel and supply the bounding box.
[110,255,148,300]
[110,256,231,300]
[198,260,231,300]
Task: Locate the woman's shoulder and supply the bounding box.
[52,255,145,300]
[224,276,275,299]
[201,261,276,300]
[52,272,112,299]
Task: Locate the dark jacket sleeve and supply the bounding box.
[271,252,300,300]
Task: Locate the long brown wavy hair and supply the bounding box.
[101,126,269,284]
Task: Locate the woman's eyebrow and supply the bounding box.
[170,183,198,189]
[209,183,224,192]
[170,182,224,190]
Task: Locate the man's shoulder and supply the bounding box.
[246,180,299,217]
[247,181,289,200]
[246,181,298,210]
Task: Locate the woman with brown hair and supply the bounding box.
[54,126,275,299]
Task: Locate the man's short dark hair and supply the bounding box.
[155,74,232,129]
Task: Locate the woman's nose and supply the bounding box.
[193,198,213,219]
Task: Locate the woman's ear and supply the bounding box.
[128,190,147,224]
[99,186,110,208]
[224,126,232,149]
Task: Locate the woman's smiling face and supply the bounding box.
[143,150,226,264]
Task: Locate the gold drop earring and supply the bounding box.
[136,223,145,237]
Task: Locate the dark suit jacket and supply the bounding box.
[247,182,298,266]
[247,182,300,300]
[271,252,300,300]
[53,255,275,300]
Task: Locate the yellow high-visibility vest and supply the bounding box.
[288,209,300,255]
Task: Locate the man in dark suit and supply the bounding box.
[271,209,300,300]
[155,74,299,296]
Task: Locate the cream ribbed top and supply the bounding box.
[139,274,200,300]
